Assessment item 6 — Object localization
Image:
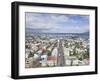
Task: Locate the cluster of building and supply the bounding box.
[63,38,89,66]
[25,34,58,68]
[25,34,89,68]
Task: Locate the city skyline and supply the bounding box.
[25,12,89,33]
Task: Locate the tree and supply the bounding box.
[73,47,78,56]
[83,48,89,59]
[28,51,34,58]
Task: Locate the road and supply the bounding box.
[57,39,65,66]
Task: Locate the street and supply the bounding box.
[57,39,65,66]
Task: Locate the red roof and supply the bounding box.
[47,56,56,60]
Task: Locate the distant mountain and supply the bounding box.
[81,31,89,35]
[25,28,89,35]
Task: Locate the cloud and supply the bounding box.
[26,12,89,33]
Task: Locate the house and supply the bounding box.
[47,56,56,66]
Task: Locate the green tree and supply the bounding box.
[28,51,34,58]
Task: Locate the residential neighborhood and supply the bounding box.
[25,12,90,68]
[25,33,89,68]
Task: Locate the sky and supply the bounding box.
[25,12,89,33]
